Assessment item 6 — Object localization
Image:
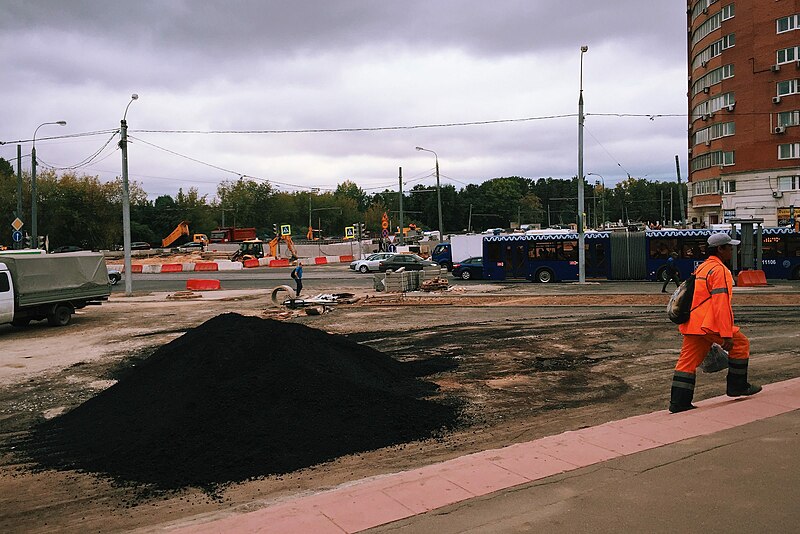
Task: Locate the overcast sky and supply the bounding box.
[1,1,688,201]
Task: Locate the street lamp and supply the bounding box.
[588,173,605,229]
[121,93,138,296]
[31,120,67,246]
[577,45,588,283]
[308,187,320,238]
[415,146,444,240]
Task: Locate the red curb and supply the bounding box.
[737,270,767,286]
[314,257,328,265]
[243,259,260,268]
[130,264,143,273]
[161,263,183,273]
[186,279,221,291]
[269,259,290,267]
[339,255,354,262]
[194,262,219,271]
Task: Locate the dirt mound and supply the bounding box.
[22,314,461,491]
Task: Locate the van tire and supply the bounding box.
[47,305,72,327]
[536,268,554,283]
[460,270,472,280]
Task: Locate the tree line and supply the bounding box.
[0,158,688,250]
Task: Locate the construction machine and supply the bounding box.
[230,236,298,262]
[162,221,190,248]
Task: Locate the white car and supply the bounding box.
[349,253,397,273]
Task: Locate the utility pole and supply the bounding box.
[577,45,589,282]
[398,167,404,245]
[468,204,473,232]
[675,155,685,228]
[16,145,22,249]
[121,94,138,296]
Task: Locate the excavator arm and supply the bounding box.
[162,221,190,247]
[283,235,298,261]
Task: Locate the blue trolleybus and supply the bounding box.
[482,228,800,282]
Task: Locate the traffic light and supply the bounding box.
[37,236,46,249]
[23,234,31,248]
[273,223,278,236]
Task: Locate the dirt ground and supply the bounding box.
[1,284,799,533]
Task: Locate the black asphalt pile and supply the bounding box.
[24,313,461,490]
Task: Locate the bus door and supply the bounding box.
[586,239,609,278]
[503,241,528,278]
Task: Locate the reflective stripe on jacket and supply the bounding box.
[678,255,738,338]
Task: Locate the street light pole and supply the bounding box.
[415,146,444,240]
[577,45,588,283]
[308,187,320,236]
[121,93,138,296]
[31,121,67,247]
[588,173,605,229]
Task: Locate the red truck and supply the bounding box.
[208,227,258,243]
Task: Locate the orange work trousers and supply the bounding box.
[676,330,749,374]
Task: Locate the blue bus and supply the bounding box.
[483,228,800,282]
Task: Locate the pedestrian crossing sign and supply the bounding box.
[280,224,291,236]
[344,226,355,239]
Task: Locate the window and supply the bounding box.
[692,13,723,48]
[721,3,734,20]
[693,179,720,195]
[722,209,736,222]
[692,64,734,95]
[691,92,735,121]
[777,47,799,65]
[778,143,800,160]
[778,175,799,190]
[777,111,800,127]
[722,180,736,193]
[777,14,800,34]
[777,79,800,96]
[692,34,735,70]
[690,0,719,22]
[691,151,735,171]
[0,272,9,292]
[694,121,735,145]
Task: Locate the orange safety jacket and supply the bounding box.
[678,255,738,338]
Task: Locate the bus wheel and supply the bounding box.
[536,268,554,283]
[656,266,668,282]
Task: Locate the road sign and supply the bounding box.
[381,228,389,238]
[11,218,23,231]
[381,220,389,229]
[280,224,291,236]
[12,230,22,243]
[344,226,355,239]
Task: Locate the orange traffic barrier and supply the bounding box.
[186,279,221,291]
[314,257,328,265]
[243,259,260,268]
[130,264,143,273]
[194,262,219,271]
[269,258,290,267]
[161,263,182,273]
[737,269,768,287]
[339,255,354,262]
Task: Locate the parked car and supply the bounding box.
[452,257,483,280]
[177,242,204,252]
[107,268,122,285]
[130,242,151,250]
[349,252,397,273]
[51,245,83,253]
[378,254,438,272]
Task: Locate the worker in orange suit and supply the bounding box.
[669,232,762,413]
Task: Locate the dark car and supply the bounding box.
[130,242,151,250]
[378,254,438,272]
[452,257,483,280]
[51,245,83,253]
[107,268,122,285]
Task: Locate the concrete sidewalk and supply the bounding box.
[168,378,800,533]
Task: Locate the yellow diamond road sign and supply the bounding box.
[11,218,23,231]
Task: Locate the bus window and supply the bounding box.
[650,239,677,259]
[485,242,502,261]
[533,242,557,260]
[762,236,785,257]
[788,236,800,257]
[560,241,578,260]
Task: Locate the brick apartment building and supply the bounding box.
[687,0,800,227]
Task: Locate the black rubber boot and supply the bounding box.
[669,371,697,413]
[727,358,762,397]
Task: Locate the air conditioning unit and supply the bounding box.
[726,103,736,112]
[773,96,782,104]
[703,7,708,14]
[701,60,708,68]
[702,114,709,121]
[774,126,786,134]
[772,64,781,72]
[796,60,800,69]
[705,140,712,146]
[773,191,784,198]
[703,86,710,94]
